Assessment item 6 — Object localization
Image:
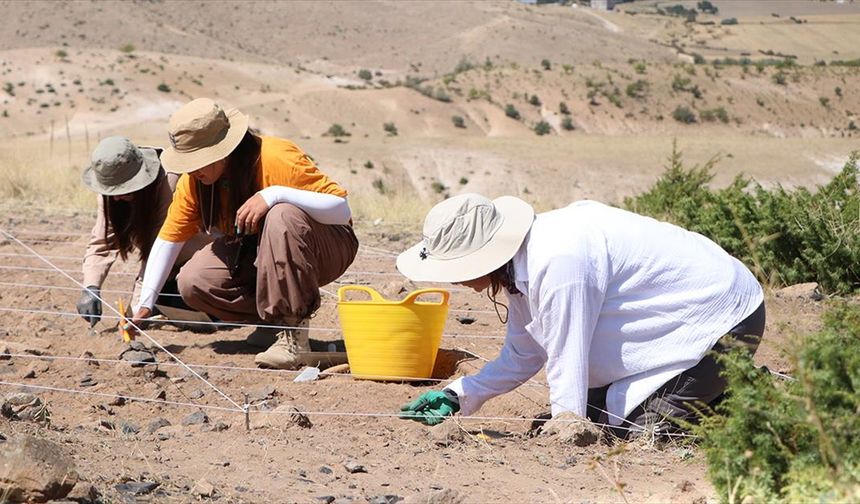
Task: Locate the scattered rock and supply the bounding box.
[118,341,157,367]
[120,420,140,435]
[147,418,171,434]
[200,421,229,433]
[429,421,464,447]
[272,404,312,429]
[79,374,97,387]
[319,465,333,475]
[156,432,171,441]
[316,496,336,504]
[534,412,601,447]
[404,488,463,504]
[182,410,209,426]
[22,369,36,379]
[195,479,215,497]
[189,389,204,400]
[79,351,99,367]
[0,435,79,502]
[109,394,127,407]
[142,383,166,401]
[343,460,366,474]
[774,282,823,301]
[0,339,49,357]
[248,384,277,402]
[97,419,116,431]
[114,481,159,496]
[455,316,476,325]
[379,280,417,300]
[1,392,50,424]
[21,360,49,379]
[675,480,695,492]
[66,481,101,503]
[371,496,403,504]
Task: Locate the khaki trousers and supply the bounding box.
[176,204,358,323]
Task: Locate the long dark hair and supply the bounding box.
[102,171,163,261]
[488,259,520,297]
[199,131,261,234]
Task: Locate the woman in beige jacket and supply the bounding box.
[77,136,210,326]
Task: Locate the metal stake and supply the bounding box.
[243,392,250,432]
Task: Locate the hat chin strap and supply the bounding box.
[486,289,509,325]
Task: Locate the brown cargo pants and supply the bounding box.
[175,203,358,323]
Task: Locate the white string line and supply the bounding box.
[0,229,245,412]
[0,252,84,261]
[0,306,508,340]
[0,380,243,413]
[0,352,548,388]
[0,265,137,276]
[0,378,695,438]
[3,229,90,237]
[0,279,498,315]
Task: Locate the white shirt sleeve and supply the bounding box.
[535,280,604,419]
[257,186,351,225]
[445,292,547,416]
[135,238,184,311]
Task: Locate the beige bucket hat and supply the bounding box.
[397,193,535,283]
[160,98,249,174]
[81,136,161,196]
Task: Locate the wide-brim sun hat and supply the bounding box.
[160,97,249,174]
[397,193,535,283]
[81,136,161,196]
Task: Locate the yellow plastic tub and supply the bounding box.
[337,285,450,380]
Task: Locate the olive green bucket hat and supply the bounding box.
[81,136,161,196]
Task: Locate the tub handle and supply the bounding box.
[401,288,450,306]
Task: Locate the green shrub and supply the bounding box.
[529,94,541,107]
[720,17,738,25]
[773,71,787,86]
[157,83,170,92]
[55,49,68,59]
[698,302,860,502]
[700,106,729,123]
[849,120,858,131]
[835,86,843,98]
[358,69,373,81]
[120,44,135,53]
[372,178,386,194]
[458,177,469,186]
[559,101,570,115]
[624,144,860,293]
[504,104,521,120]
[383,122,398,136]
[561,117,575,131]
[451,115,466,128]
[325,124,350,137]
[364,160,374,169]
[672,105,697,124]
[819,96,830,108]
[625,79,649,99]
[430,180,446,194]
[697,0,718,14]
[3,82,14,96]
[533,121,551,136]
[541,59,551,71]
[634,62,647,74]
[434,87,452,103]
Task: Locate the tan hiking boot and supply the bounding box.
[246,319,308,349]
[254,321,312,370]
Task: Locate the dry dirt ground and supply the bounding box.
[0,205,828,503]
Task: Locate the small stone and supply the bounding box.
[114,481,159,496]
[0,435,78,502]
[319,465,333,475]
[98,419,116,431]
[429,422,464,447]
[80,351,99,367]
[189,389,204,400]
[235,486,248,492]
[404,488,463,504]
[147,418,171,434]
[120,420,140,435]
[774,282,822,301]
[249,384,277,402]
[79,374,96,387]
[182,410,209,426]
[142,383,166,401]
[66,481,100,503]
[212,421,229,432]
[273,404,312,429]
[121,350,156,367]
[343,459,366,474]
[316,496,335,504]
[2,392,50,423]
[371,496,403,504]
[535,411,601,447]
[675,480,695,492]
[455,316,476,325]
[157,432,171,441]
[196,479,215,497]
[109,394,127,406]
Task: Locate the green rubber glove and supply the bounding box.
[399,390,459,425]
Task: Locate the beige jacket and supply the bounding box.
[82,171,211,306]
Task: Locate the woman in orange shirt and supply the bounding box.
[128,98,358,369]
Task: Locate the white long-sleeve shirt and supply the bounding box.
[446,200,763,425]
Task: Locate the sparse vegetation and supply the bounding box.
[430,180,446,194]
[383,122,398,136]
[358,69,373,81]
[625,80,649,99]
[55,49,68,59]
[720,17,738,25]
[504,104,521,120]
[540,59,551,71]
[625,145,860,293]
[700,107,729,123]
[372,177,386,194]
[451,115,466,128]
[559,102,570,115]
[773,71,788,86]
[561,117,575,131]
[325,123,350,138]
[699,303,860,502]
[533,121,551,136]
[697,0,718,14]
[120,43,135,53]
[364,161,374,169]
[672,106,697,124]
[528,94,541,107]
[458,177,469,186]
[819,96,830,108]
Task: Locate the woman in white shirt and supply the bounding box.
[397,193,765,436]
